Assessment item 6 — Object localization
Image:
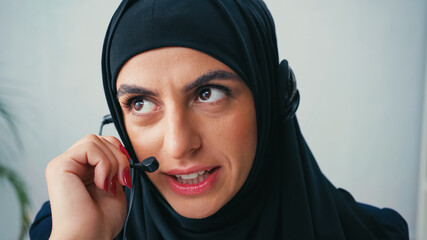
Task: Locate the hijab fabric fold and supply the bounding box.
[101,0,408,239]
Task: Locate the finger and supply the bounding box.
[99,136,123,149]
[59,140,111,192]
[66,134,131,192]
[86,135,131,190]
[70,135,119,179]
[89,137,120,181]
[99,136,132,189]
[100,136,131,162]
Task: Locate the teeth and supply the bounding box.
[198,175,204,182]
[180,172,198,180]
[175,171,210,184]
[175,170,207,180]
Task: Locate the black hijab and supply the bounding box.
[102,0,408,239]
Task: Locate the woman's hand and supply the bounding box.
[46,135,132,239]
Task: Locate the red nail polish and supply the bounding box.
[123,168,132,189]
[110,175,117,197]
[104,178,109,194]
[120,145,131,160]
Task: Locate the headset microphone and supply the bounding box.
[98,114,159,173]
[130,156,159,172]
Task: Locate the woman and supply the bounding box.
[30,0,409,239]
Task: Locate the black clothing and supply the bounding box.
[30,195,408,239]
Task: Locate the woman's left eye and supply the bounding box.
[196,87,226,103]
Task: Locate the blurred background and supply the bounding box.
[0,0,426,239]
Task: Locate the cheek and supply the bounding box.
[123,118,163,159]
[203,100,257,175]
[221,112,256,157]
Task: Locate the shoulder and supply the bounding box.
[30,201,52,240]
[357,202,409,239]
[338,188,409,240]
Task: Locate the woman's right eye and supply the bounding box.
[132,98,157,114]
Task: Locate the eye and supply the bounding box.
[197,87,226,103]
[133,98,157,114]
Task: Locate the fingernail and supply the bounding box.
[103,178,109,194]
[120,145,131,160]
[110,175,117,197]
[123,168,132,189]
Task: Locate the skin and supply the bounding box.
[45,47,257,239]
[117,47,257,218]
[46,135,129,239]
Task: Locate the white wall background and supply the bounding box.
[0,0,425,239]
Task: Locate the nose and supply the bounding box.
[162,107,202,159]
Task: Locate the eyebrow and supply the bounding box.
[117,84,157,98]
[183,70,240,92]
[116,70,240,98]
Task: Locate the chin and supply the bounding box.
[171,198,223,219]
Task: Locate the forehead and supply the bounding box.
[116,47,237,88]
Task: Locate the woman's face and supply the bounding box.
[116,47,257,218]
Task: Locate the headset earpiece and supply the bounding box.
[278,59,300,121]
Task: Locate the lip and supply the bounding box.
[165,167,219,195]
